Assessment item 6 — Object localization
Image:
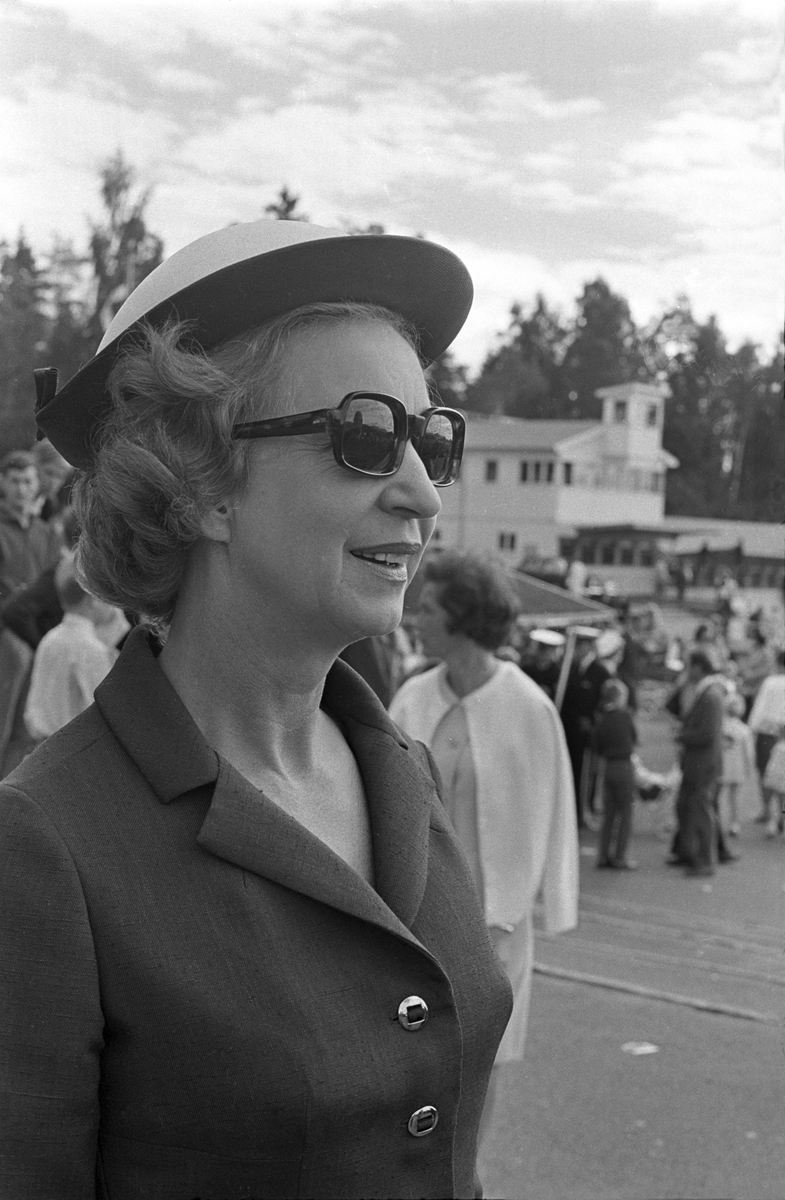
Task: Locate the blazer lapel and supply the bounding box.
[342,719,435,929]
[197,749,432,940]
[99,633,438,938]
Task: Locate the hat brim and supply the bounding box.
[36,233,473,468]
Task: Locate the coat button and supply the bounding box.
[408,1106,438,1137]
[397,996,429,1030]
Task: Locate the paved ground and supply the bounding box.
[478,628,785,1200]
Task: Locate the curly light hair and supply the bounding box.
[73,302,420,631]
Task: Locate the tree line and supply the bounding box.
[1,156,782,522]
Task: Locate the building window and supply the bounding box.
[620,543,634,565]
[563,462,573,485]
[614,401,627,423]
[519,461,528,483]
[640,545,654,566]
[650,472,662,493]
[485,459,498,482]
[546,461,554,483]
[601,542,616,565]
[533,461,542,482]
[498,532,517,551]
[581,542,596,565]
[647,404,658,427]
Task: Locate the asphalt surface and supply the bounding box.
[478,702,785,1200]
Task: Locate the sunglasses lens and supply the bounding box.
[419,412,457,483]
[341,396,398,473]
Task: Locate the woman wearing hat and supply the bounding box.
[0,221,511,1199]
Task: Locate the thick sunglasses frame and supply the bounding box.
[232,391,466,486]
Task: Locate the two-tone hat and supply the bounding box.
[35,220,474,468]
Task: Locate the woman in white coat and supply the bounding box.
[390,552,579,1133]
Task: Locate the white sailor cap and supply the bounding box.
[529,629,566,647]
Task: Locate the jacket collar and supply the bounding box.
[95,628,435,933]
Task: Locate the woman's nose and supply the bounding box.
[379,441,441,520]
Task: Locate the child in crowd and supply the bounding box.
[24,555,121,742]
[719,690,755,836]
[762,726,785,838]
[594,677,638,870]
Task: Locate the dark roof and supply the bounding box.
[508,571,616,625]
[460,413,598,452]
[405,564,615,626]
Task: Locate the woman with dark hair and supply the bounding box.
[0,220,511,1199]
[390,550,578,1140]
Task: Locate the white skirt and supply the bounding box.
[491,915,534,1064]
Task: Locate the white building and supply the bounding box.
[437,382,678,582]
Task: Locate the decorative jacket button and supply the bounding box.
[408,1106,438,1137]
[397,996,429,1030]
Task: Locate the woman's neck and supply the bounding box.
[444,641,500,699]
[157,583,338,786]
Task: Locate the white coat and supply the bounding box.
[390,661,579,1060]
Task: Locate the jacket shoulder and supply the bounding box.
[2,705,116,801]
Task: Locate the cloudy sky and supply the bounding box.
[2,0,782,371]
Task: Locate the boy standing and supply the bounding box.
[594,678,638,870]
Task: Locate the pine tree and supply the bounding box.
[561,279,647,418]
[0,234,49,454]
[264,186,309,222]
[426,351,469,409]
[85,150,164,346]
[465,296,568,418]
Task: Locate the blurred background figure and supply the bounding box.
[558,626,610,827]
[760,723,785,839]
[24,555,125,743]
[31,438,75,523]
[0,450,62,604]
[520,628,565,701]
[667,649,732,877]
[737,625,774,720]
[0,507,80,651]
[718,690,755,837]
[593,678,638,870]
[748,649,785,828]
[389,551,578,1144]
[0,450,64,776]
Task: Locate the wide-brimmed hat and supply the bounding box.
[35,220,474,468]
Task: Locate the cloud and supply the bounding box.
[466,73,605,122]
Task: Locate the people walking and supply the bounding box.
[390,551,578,1143]
[718,690,755,837]
[669,650,728,877]
[559,626,611,826]
[748,650,785,827]
[594,678,638,870]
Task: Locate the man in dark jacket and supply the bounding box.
[669,650,728,877]
[559,627,611,826]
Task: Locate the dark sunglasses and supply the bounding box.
[232,391,465,486]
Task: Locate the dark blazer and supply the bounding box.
[0,629,511,1200]
[678,679,725,787]
[560,657,611,740]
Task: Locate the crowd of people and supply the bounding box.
[377,584,784,883]
[0,447,130,778]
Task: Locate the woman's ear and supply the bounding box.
[199,500,233,543]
